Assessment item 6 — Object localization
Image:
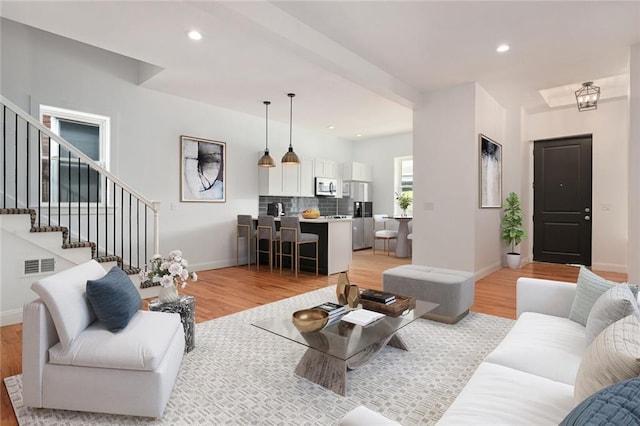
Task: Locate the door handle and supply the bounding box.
[585,216,591,221]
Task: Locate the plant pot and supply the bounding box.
[505,253,521,269]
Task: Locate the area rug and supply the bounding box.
[5,286,514,425]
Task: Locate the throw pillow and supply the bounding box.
[86,266,142,332]
[31,260,106,349]
[561,377,640,426]
[568,267,638,326]
[585,285,640,345]
[574,314,640,404]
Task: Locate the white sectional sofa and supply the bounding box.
[339,276,639,425]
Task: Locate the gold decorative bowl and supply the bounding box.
[301,210,320,219]
[292,308,329,333]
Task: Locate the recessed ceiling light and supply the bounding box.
[496,44,510,53]
[356,133,362,137]
[188,31,202,41]
[327,125,335,129]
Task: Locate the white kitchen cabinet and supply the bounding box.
[282,163,300,195]
[343,161,373,182]
[299,159,315,197]
[258,161,283,196]
[314,159,337,179]
[259,156,314,197]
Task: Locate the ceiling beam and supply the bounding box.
[192,1,422,109]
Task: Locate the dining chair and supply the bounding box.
[257,215,280,273]
[373,214,398,256]
[279,216,319,277]
[236,215,256,269]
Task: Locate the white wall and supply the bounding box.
[412,83,477,272]
[1,20,352,289]
[526,98,629,272]
[474,84,507,277]
[628,44,640,283]
[352,132,412,216]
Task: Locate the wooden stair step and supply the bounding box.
[4,209,142,277]
[1,208,37,227]
[31,225,69,242]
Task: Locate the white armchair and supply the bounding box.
[22,260,185,417]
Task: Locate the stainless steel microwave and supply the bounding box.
[315,177,337,196]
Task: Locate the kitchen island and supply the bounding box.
[255,216,352,275]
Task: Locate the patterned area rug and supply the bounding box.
[4,286,514,425]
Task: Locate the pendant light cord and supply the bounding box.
[264,100,270,151]
[288,93,295,149]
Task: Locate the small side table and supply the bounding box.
[148,295,195,353]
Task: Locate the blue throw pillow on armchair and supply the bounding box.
[86,266,142,332]
[560,377,640,426]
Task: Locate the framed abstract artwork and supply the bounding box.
[181,135,226,202]
[479,134,502,208]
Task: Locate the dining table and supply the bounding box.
[385,216,413,258]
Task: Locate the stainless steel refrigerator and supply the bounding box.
[348,182,374,250]
[352,216,374,250]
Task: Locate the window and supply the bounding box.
[40,105,110,204]
[394,156,413,215]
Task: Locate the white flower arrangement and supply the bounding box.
[139,250,198,289]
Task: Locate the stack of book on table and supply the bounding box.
[313,302,347,327]
[360,289,396,305]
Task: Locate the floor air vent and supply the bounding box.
[23,258,56,275]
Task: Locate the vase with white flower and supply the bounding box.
[395,191,413,216]
[139,250,198,303]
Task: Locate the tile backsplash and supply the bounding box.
[259,196,353,216]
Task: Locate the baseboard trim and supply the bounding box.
[1,308,23,326]
[592,262,627,274]
[475,262,502,280]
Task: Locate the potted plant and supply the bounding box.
[501,192,527,269]
[395,191,413,216]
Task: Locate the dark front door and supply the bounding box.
[533,135,592,265]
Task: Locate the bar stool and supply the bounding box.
[279,216,319,277]
[257,215,280,273]
[373,214,398,255]
[236,215,256,269]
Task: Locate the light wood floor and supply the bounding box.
[0,250,627,425]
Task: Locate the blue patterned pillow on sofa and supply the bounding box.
[560,377,640,426]
[86,266,142,332]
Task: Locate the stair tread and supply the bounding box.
[1,208,38,227]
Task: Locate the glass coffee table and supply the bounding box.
[252,300,438,396]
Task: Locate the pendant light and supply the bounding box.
[281,93,300,165]
[257,101,275,167]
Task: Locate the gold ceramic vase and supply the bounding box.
[336,271,350,305]
[346,284,360,308]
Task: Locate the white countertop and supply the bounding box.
[254,216,352,223]
[300,216,352,223]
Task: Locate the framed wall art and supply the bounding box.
[479,134,502,208]
[181,135,226,202]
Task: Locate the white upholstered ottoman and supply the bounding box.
[382,265,475,323]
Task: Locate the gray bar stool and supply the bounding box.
[236,215,256,268]
[257,215,280,273]
[279,216,319,277]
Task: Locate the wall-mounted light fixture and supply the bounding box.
[575,81,600,111]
